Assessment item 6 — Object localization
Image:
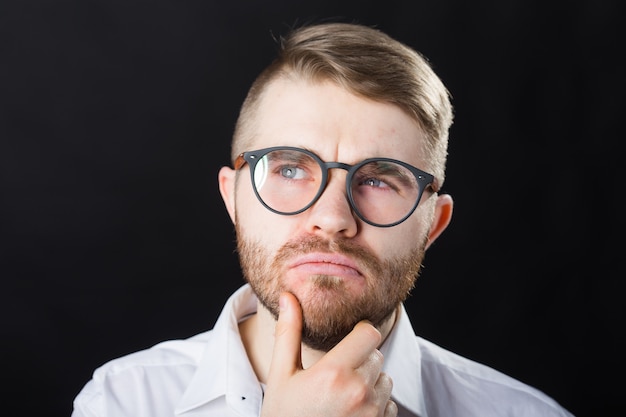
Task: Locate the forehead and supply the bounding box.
[249,78,426,166]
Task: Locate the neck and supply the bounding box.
[238,299,398,384]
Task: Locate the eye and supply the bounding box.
[362,177,389,189]
[279,165,307,180]
[354,161,417,194]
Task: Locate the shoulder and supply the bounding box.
[415,336,573,416]
[94,330,210,378]
[72,330,212,417]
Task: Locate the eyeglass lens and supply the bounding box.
[250,148,423,226]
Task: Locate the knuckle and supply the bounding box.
[318,363,346,385]
[346,383,369,405]
[371,349,384,365]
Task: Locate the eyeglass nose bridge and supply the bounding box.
[324,161,352,170]
[316,160,355,197]
[322,161,354,179]
[309,160,364,218]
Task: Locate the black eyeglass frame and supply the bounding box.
[234,146,437,228]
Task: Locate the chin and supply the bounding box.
[288,274,365,297]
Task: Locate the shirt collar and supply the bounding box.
[380,304,427,417]
[175,284,263,415]
[175,284,427,417]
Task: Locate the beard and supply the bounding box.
[236,224,427,351]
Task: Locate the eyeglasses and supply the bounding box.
[234,146,436,227]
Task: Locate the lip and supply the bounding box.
[287,252,363,277]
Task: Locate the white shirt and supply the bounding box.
[72,284,574,417]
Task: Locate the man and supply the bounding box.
[72,22,574,416]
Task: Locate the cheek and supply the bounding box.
[369,229,418,259]
[235,177,267,222]
[370,215,431,257]
[235,187,292,246]
[411,197,437,235]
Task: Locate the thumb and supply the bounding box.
[267,292,304,381]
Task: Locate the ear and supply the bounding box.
[425,193,453,250]
[218,166,237,224]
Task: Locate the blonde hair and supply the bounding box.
[231,22,453,187]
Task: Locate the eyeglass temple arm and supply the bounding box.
[234,153,246,170]
[427,176,441,194]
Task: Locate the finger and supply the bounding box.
[376,374,395,417]
[384,399,398,417]
[325,320,382,369]
[375,372,393,401]
[267,292,304,380]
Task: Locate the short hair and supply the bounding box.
[231,22,453,187]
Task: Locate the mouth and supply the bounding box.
[287,253,363,278]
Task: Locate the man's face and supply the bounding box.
[229,79,437,351]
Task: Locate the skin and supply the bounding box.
[219,78,453,417]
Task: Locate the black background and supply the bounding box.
[1,1,623,416]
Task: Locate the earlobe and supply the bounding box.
[425,194,453,249]
[218,166,237,224]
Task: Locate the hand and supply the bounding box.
[260,292,397,417]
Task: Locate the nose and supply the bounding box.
[303,169,358,238]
